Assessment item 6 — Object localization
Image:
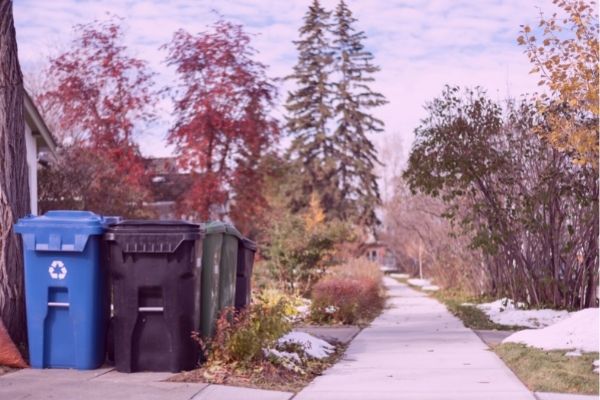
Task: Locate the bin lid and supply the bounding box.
[102,216,122,225]
[106,219,201,234]
[201,221,243,239]
[14,210,105,234]
[241,237,257,251]
[105,220,202,253]
[15,211,108,252]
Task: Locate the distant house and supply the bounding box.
[144,157,192,220]
[24,91,57,215]
[361,236,398,272]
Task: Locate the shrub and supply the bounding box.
[256,288,306,321]
[202,296,291,365]
[261,202,353,296]
[310,258,384,324]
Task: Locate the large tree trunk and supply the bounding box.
[0,0,30,349]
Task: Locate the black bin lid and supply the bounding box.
[105,220,202,253]
[107,219,201,234]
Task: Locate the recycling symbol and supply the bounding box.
[49,260,67,280]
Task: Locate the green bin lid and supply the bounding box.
[201,221,243,239]
[241,237,257,251]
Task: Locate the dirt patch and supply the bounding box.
[474,329,516,347]
[169,342,347,393]
[0,365,18,377]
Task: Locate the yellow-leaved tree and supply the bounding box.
[304,192,326,232]
[518,0,599,169]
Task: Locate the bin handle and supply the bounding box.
[104,232,200,254]
[104,233,200,241]
[48,302,70,307]
[138,307,164,312]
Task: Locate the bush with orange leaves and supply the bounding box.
[310,258,384,325]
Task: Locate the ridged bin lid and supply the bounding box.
[106,219,200,233]
[104,220,202,254]
[14,210,105,234]
[14,210,110,252]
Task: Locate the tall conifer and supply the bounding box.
[285,0,337,211]
[331,0,387,227]
[286,0,386,228]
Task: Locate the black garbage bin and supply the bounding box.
[235,237,257,310]
[104,220,202,372]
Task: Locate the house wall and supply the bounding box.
[24,123,38,215]
[363,245,398,271]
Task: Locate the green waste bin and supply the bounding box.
[200,222,243,338]
[235,238,257,311]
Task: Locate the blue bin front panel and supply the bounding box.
[23,238,106,369]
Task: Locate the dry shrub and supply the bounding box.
[328,258,384,282]
[200,300,291,366]
[310,258,384,324]
[382,178,489,295]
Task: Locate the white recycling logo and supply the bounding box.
[49,260,67,280]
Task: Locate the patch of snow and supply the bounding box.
[565,350,582,357]
[461,302,475,306]
[324,305,338,314]
[407,278,431,287]
[477,298,570,328]
[263,348,304,373]
[287,299,311,323]
[593,359,599,373]
[422,285,440,292]
[277,331,334,359]
[264,348,301,365]
[478,298,526,312]
[296,304,310,315]
[502,308,599,353]
[390,273,410,280]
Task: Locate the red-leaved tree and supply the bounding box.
[163,20,279,233]
[38,17,156,216]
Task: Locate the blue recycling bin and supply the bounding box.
[14,210,111,369]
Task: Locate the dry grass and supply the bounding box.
[327,258,384,282]
[495,343,599,395]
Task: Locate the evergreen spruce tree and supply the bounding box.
[331,0,387,227]
[285,0,338,212]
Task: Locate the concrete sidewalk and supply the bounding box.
[294,277,537,400]
[0,367,293,400]
[2,279,596,400]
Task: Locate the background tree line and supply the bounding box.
[384,0,598,309]
[32,0,385,238]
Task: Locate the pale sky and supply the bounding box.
[13,0,552,174]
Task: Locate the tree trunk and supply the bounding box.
[0,0,30,349]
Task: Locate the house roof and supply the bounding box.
[144,157,192,202]
[145,157,180,175]
[24,91,57,155]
